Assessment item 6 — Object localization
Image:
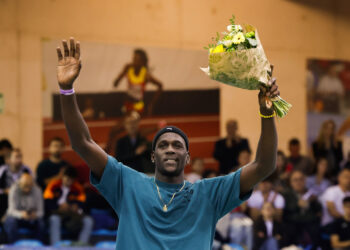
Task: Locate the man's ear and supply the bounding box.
[151,152,155,163]
[186,152,190,165]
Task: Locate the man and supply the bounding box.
[282,170,322,247]
[330,196,350,250]
[36,137,70,190]
[0,149,32,219]
[44,166,93,245]
[4,174,45,243]
[56,38,278,249]
[320,167,350,225]
[0,139,13,166]
[213,119,251,175]
[287,138,313,175]
[115,111,152,173]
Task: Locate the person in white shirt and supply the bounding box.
[247,176,285,221]
[320,167,350,225]
[185,158,204,184]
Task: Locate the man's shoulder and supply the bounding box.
[322,185,341,199]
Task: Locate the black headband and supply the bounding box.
[152,126,189,151]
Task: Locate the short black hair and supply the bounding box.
[63,166,77,179]
[134,49,148,68]
[343,196,350,205]
[49,137,65,146]
[0,139,13,150]
[289,138,300,146]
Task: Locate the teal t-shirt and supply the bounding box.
[90,155,251,250]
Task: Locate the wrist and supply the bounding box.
[60,88,75,95]
[260,108,274,116]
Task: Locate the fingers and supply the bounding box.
[63,40,69,57]
[70,38,75,57]
[264,77,279,98]
[56,47,63,61]
[75,41,80,60]
[59,38,80,59]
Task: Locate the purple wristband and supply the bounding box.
[60,88,75,95]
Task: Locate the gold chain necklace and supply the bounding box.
[154,178,186,212]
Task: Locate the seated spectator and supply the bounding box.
[271,150,293,193]
[330,196,350,250]
[248,176,285,222]
[253,202,284,250]
[232,149,252,172]
[186,157,204,183]
[320,167,350,226]
[202,169,219,179]
[312,120,343,182]
[287,138,313,175]
[282,170,322,248]
[0,139,13,166]
[213,119,250,175]
[44,167,93,245]
[115,112,152,173]
[36,137,70,191]
[0,148,31,219]
[4,174,44,243]
[306,157,331,196]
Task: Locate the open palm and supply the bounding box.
[57,38,81,89]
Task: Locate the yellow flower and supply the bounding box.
[210,44,225,54]
[233,32,245,44]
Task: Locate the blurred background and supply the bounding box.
[0,0,350,249]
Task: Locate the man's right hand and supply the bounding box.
[57,38,81,89]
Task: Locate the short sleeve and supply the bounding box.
[322,188,335,202]
[90,155,137,214]
[247,192,262,208]
[200,168,252,220]
[274,194,285,209]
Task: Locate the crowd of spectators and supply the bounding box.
[1,117,350,249]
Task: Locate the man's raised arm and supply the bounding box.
[239,76,279,195]
[57,38,107,179]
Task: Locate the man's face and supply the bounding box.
[290,171,306,193]
[19,175,33,194]
[226,120,238,138]
[339,169,350,191]
[289,143,300,157]
[124,116,140,136]
[152,133,189,177]
[9,151,22,169]
[62,175,74,187]
[49,140,64,158]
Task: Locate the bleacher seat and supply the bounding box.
[13,239,44,247]
[95,240,116,248]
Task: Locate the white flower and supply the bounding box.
[227,25,233,32]
[223,39,233,47]
[233,25,242,32]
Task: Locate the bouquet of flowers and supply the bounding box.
[201,16,291,117]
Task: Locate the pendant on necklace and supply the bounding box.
[163,205,168,212]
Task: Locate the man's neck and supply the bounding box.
[344,215,350,221]
[155,172,184,184]
[49,155,61,164]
